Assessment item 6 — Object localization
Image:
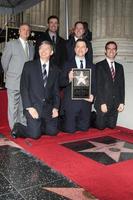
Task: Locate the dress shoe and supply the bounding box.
[11,129,17,139]
[10,123,20,139]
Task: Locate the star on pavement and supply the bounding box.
[0,138,23,149]
[75,71,88,85]
[79,141,133,162]
[43,187,98,200]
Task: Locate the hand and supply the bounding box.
[101,104,108,113]
[84,94,94,102]
[52,108,58,118]
[27,107,39,119]
[68,70,74,82]
[117,104,124,112]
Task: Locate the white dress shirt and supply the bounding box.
[75,56,86,69]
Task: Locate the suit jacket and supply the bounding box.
[94,59,125,110]
[20,59,60,117]
[66,36,93,63]
[59,58,96,106]
[1,39,35,90]
[35,30,67,69]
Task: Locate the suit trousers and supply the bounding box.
[7,88,26,129]
[16,104,59,139]
[96,103,118,130]
[61,100,92,133]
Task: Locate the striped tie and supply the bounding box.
[42,64,47,87]
[110,62,115,81]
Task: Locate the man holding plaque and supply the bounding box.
[59,39,96,133]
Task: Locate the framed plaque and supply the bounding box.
[71,68,91,100]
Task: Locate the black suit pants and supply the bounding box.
[61,101,92,133]
[96,103,118,130]
[17,106,59,139]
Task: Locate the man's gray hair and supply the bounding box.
[39,40,53,50]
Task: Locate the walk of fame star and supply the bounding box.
[79,139,133,163]
[43,187,98,200]
[0,138,23,149]
[74,71,88,86]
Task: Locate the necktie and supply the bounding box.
[42,64,47,87]
[80,60,84,69]
[110,62,115,80]
[52,35,56,52]
[24,41,29,59]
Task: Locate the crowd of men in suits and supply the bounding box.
[1,15,125,139]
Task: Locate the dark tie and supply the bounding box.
[52,35,55,43]
[80,60,84,69]
[52,35,56,52]
[110,62,115,80]
[42,64,47,87]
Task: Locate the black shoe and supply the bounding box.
[11,123,20,139]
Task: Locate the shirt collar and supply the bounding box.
[40,59,49,66]
[40,59,49,74]
[106,57,114,64]
[19,37,27,45]
[106,58,115,70]
[48,31,56,39]
[74,36,80,41]
[75,56,86,69]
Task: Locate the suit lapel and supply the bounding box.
[17,39,33,60]
[104,59,114,81]
[46,61,54,86]
[114,61,118,77]
[73,59,77,68]
[86,60,92,68]
[36,59,44,86]
[17,39,26,58]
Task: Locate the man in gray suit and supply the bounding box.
[1,23,35,129]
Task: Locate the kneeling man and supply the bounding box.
[11,41,60,139]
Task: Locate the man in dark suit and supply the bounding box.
[11,41,60,139]
[35,15,67,69]
[67,21,93,63]
[94,41,125,130]
[59,39,96,133]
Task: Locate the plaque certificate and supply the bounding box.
[71,68,91,100]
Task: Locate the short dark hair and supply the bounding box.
[74,39,87,47]
[105,41,118,50]
[39,40,53,50]
[47,15,59,24]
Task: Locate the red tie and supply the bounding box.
[111,62,115,80]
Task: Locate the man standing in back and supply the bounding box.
[35,15,67,69]
[67,21,93,63]
[1,23,35,130]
